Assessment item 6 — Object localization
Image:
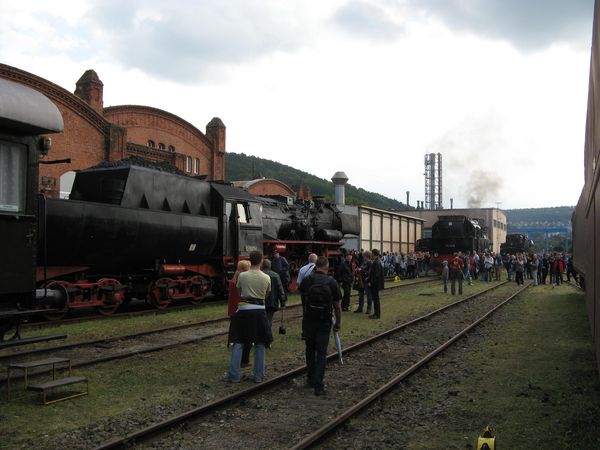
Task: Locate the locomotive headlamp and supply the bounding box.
[39,136,52,155]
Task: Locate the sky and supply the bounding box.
[0,0,595,209]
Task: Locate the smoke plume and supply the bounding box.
[465,169,502,208]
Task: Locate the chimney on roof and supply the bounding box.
[74,69,104,115]
[331,171,349,205]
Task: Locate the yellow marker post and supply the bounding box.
[477,425,495,450]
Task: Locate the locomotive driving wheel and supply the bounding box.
[148,277,174,309]
[189,275,209,304]
[41,281,69,321]
[96,278,125,316]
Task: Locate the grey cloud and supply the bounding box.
[331,0,405,41]
[85,0,305,83]
[412,0,594,51]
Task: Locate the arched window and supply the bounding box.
[186,156,192,173]
[148,140,155,148]
[194,158,200,174]
[168,145,175,152]
[158,143,165,150]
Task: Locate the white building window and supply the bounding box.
[194,158,200,174]
[158,143,165,150]
[148,140,155,148]
[186,156,192,173]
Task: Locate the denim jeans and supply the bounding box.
[530,269,538,285]
[365,286,373,312]
[227,342,266,382]
[303,319,332,390]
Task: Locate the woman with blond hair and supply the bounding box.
[227,259,252,366]
[228,259,251,317]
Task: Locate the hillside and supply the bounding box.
[225,152,410,210]
[505,206,573,228]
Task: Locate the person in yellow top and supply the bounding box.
[225,251,272,383]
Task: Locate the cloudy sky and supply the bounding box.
[0,0,594,209]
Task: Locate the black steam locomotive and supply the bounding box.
[38,162,359,317]
[425,215,490,270]
[500,233,534,255]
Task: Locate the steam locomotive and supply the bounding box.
[39,162,359,317]
[0,76,359,333]
[421,215,490,270]
[500,233,534,255]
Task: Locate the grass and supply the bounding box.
[0,279,502,449]
[396,283,600,449]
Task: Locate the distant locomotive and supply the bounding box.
[425,215,490,270]
[500,233,534,255]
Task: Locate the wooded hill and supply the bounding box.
[225,152,410,210]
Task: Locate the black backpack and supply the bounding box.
[306,275,333,320]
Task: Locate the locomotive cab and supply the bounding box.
[0,79,63,302]
[0,78,63,337]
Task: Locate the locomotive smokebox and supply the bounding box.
[331,171,349,206]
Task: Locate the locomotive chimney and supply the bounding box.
[331,171,349,206]
[450,198,454,209]
[406,191,410,207]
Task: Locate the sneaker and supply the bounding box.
[369,314,380,319]
[222,373,240,383]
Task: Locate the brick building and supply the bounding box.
[0,63,225,197]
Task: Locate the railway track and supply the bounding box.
[1,277,440,387]
[91,280,528,450]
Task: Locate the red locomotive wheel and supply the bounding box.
[96,278,125,316]
[148,277,174,309]
[41,281,69,321]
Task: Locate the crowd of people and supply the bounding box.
[223,246,576,396]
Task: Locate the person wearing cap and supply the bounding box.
[441,260,449,293]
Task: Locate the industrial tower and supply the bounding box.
[424,153,443,209]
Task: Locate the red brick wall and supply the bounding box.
[105,107,218,179]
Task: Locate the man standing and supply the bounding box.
[271,250,291,291]
[449,253,464,295]
[297,253,318,287]
[299,256,342,396]
[261,259,286,327]
[368,249,385,319]
[335,253,354,312]
[225,251,272,384]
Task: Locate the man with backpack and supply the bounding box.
[299,256,342,396]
